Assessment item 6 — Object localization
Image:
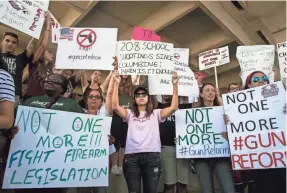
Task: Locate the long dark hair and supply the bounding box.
[244,71,269,90]
[199,83,220,107]
[131,94,154,118]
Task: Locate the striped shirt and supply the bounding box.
[0,69,15,103]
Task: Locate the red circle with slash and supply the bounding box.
[174,53,180,60]
[76,29,97,48]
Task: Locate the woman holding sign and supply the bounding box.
[225,71,286,193]
[194,83,236,193]
[112,71,179,193]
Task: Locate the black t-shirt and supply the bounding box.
[158,102,192,146]
[2,50,32,96]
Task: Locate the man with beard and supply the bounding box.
[157,95,192,193]
[14,73,83,193]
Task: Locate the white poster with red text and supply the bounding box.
[222,81,286,170]
[0,0,49,39]
[50,12,62,44]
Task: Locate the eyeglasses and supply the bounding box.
[252,75,269,83]
[88,95,102,100]
[135,93,147,98]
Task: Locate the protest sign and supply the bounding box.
[175,107,230,159]
[132,27,161,42]
[222,81,286,170]
[198,46,230,71]
[50,12,62,44]
[3,106,111,189]
[55,28,118,70]
[117,41,174,75]
[149,48,199,97]
[0,0,48,39]
[277,42,287,82]
[236,45,275,86]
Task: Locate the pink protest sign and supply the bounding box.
[132,27,161,42]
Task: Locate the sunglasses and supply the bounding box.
[252,75,269,83]
[88,95,102,100]
[135,93,147,98]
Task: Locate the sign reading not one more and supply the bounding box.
[175,107,230,159]
[3,106,111,189]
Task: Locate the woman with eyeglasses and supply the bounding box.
[111,71,179,193]
[77,89,114,193]
[224,71,286,193]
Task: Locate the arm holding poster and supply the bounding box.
[32,12,51,63]
[26,38,38,58]
[112,72,128,120]
[160,72,179,119]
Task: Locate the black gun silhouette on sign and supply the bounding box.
[79,34,94,43]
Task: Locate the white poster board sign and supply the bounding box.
[222,81,286,170]
[175,107,230,158]
[117,41,174,75]
[55,28,118,70]
[0,0,48,39]
[199,46,230,71]
[236,45,275,86]
[277,42,287,82]
[3,106,111,189]
[149,48,199,97]
[50,12,61,44]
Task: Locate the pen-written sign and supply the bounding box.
[3,106,111,188]
[198,46,230,71]
[0,0,48,39]
[117,41,174,75]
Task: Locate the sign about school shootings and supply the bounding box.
[236,45,275,86]
[175,107,230,159]
[3,106,111,189]
[198,46,230,71]
[55,28,118,71]
[277,42,287,82]
[149,48,199,97]
[117,41,174,75]
[0,0,49,39]
[222,81,286,170]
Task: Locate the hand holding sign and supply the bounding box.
[172,72,179,85]
[113,71,121,84]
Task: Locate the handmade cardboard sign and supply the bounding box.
[236,45,275,86]
[117,41,174,75]
[0,0,49,39]
[176,107,230,159]
[148,48,199,97]
[55,28,118,70]
[198,46,230,71]
[50,12,61,44]
[277,42,287,82]
[3,106,111,188]
[132,27,160,42]
[222,81,286,170]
